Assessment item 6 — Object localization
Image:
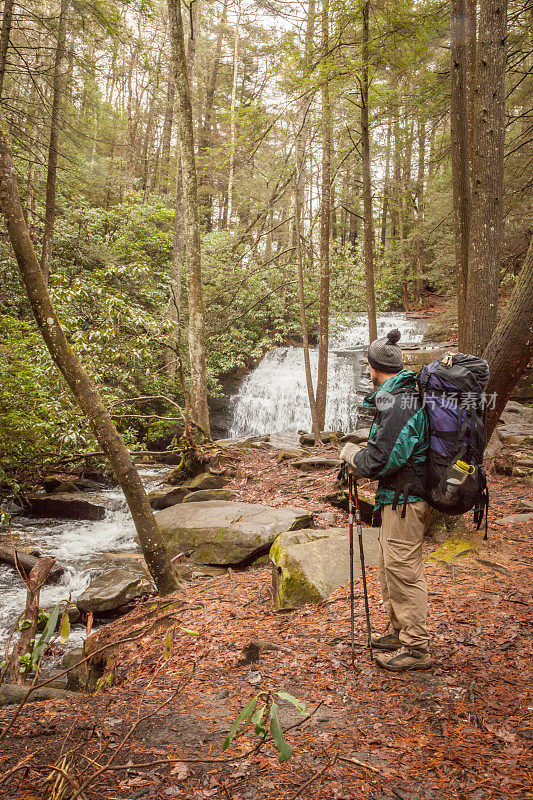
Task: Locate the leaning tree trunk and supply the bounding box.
[167,0,210,435]
[464,0,507,356]
[450,0,471,348]
[40,0,68,284]
[0,114,179,596]
[484,235,533,439]
[0,0,14,100]
[316,0,331,430]
[361,0,377,342]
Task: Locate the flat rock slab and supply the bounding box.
[292,457,341,471]
[77,565,154,615]
[156,501,312,566]
[270,527,379,609]
[19,493,106,521]
[494,513,533,525]
[267,431,305,453]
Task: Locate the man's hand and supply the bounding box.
[340,442,361,470]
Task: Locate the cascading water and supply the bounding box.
[228,312,427,437]
[0,468,164,651]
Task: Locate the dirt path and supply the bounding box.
[0,450,531,800]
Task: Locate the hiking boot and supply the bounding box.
[374,646,433,672]
[371,631,402,651]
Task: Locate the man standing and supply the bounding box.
[340,329,432,671]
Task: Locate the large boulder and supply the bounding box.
[270,527,379,609]
[148,485,190,510]
[19,493,106,521]
[77,566,154,615]
[183,473,229,491]
[42,474,107,494]
[156,501,312,566]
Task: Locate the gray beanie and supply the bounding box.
[367,329,403,373]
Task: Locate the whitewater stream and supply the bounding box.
[0,312,427,653]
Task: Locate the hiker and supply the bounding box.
[339,329,432,672]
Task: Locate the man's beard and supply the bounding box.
[371,373,380,389]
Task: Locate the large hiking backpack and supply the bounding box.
[418,353,490,537]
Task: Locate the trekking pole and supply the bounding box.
[349,473,373,662]
[347,471,356,667]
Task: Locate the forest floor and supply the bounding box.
[0,446,532,800]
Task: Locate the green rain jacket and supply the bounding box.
[350,370,428,512]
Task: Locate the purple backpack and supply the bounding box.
[418,353,490,536]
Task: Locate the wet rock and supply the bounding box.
[42,474,106,494]
[77,566,154,615]
[148,485,189,510]
[182,489,235,503]
[18,493,106,521]
[156,501,312,565]
[340,428,371,444]
[292,457,341,471]
[0,545,64,582]
[62,648,89,691]
[270,527,379,609]
[299,430,343,446]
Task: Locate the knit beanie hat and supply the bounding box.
[367,329,403,373]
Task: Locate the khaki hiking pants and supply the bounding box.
[379,500,432,650]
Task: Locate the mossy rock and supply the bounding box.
[270,527,379,609]
[428,535,478,563]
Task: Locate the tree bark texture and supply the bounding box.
[380,116,391,254]
[484,234,533,439]
[6,557,55,684]
[415,120,426,302]
[167,0,210,435]
[0,115,179,596]
[316,0,331,429]
[40,0,68,283]
[450,0,471,347]
[0,0,14,100]
[464,0,507,356]
[361,0,377,342]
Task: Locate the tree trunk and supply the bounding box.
[380,116,391,255]
[316,0,331,429]
[226,1,241,227]
[361,0,378,342]
[0,116,179,596]
[0,0,14,100]
[167,0,210,434]
[466,0,477,179]
[294,169,322,445]
[451,0,471,348]
[464,0,507,355]
[160,71,175,195]
[198,0,228,230]
[40,0,68,284]
[484,234,533,438]
[415,120,426,302]
[6,557,55,684]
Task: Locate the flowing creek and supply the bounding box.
[1,312,427,652]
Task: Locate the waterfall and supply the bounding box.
[228,313,427,437]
